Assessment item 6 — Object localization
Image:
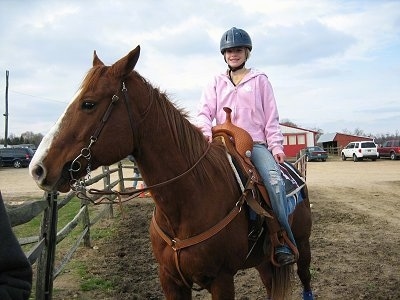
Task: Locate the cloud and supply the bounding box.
[252,20,356,66]
[0,0,399,138]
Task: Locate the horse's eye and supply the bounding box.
[81,101,96,110]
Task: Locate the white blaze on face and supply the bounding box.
[29,89,83,175]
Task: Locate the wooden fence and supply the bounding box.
[324,146,343,156]
[294,151,307,180]
[6,161,140,300]
[6,156,306,299]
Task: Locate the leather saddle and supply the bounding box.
[212,107,273,219]
[212,107,297,264]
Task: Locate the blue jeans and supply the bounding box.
[251,144,296,253]
[133,169,140,188]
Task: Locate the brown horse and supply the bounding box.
[29,46,314,300]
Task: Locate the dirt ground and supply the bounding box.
[1,157,400,299]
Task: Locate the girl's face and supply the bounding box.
[224,47,246,68]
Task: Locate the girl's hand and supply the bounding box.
[274,152,286,164]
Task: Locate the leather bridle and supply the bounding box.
[69,92,120,191]
[68,79,210,203]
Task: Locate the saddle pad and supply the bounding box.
[280,162,305,197]
[280,162,306,215]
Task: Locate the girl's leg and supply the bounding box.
[251,144,296,256]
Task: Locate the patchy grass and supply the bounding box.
[10,196,121,299]
[12,198,82,238]
[51,213,121,298]
[77,263,114,292]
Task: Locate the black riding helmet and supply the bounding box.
[220,27,252,54]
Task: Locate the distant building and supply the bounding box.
[280,124,318,157]
[317,133,374,154]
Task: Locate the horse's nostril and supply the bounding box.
[36,166,44,177]
[32,164,45,181]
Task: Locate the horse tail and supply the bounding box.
[271,264,293,300]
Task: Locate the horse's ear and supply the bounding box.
[93,50,105,66]
[127,45,141,70]
[111,45,141,78]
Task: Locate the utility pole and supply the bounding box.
[4,70,9,147]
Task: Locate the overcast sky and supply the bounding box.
[0,0,399,139]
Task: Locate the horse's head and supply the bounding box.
[30,46,141,192]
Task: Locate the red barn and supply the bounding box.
[280,124,318,157]
[317,133,374,154]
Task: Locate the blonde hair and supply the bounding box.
[245,48,251,60]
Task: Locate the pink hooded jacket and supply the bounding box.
[197,68,284,156]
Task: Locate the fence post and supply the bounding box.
[102,166,113,218]
[36,192,58,300]
[117,161,125,192]
[81,191,91,248]
[294,151,307,181]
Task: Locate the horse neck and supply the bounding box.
[136,118,199,231]
[128,77,201,191]
[127,75,240,234]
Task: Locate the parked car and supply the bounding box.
[0,147,35,168]
[341,141,378,162]
[303,146,328,162]
[377,140,400,160]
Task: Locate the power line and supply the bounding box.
[0,88,69,104]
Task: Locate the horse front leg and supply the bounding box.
[158,266,192,300]
[209,272,235,300]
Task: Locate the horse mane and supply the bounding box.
[79,65,109,92]
[134,72,235,189]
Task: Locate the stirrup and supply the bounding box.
[275,251,296,266]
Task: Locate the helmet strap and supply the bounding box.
[228,62,246,72]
